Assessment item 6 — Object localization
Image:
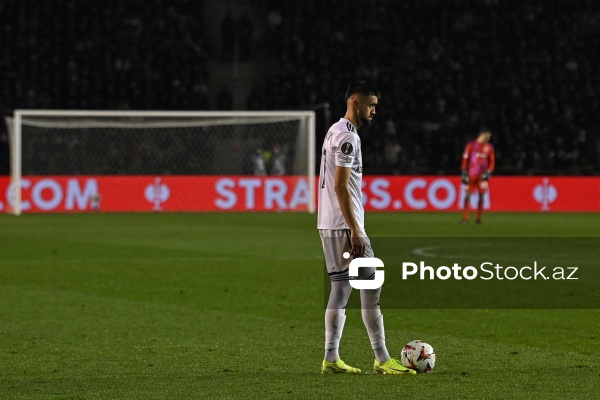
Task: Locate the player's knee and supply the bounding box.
[330,279,353,297]
[360,286,382,301]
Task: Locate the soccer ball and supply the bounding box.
[400,340,436,373]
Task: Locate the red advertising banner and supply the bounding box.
[360,176,599,212]
[0,176,598,213]
[0,176,311,213]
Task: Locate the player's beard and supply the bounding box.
[359,115,372,128]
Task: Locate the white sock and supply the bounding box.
[361,291,390,363]
[324,309,346,362]
[365,313,390,363]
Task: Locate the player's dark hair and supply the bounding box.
[345,81,380,102]
[479,126,492,134]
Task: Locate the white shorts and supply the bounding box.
[319,229,375,281]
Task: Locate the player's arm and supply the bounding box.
[334,165,365,257]
[483,148,495,180]
[461,144,471,184]
[488,148,495,173]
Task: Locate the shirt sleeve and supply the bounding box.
[461,143,471,170]
[334,132,358,168]
[488,145,496,172]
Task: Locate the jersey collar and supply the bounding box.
[341,118,357,133]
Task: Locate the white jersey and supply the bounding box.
[317,118,364,230]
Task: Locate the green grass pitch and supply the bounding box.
[0,212,598,399]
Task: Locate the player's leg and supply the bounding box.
[319,230,361,374]
[461,187,473,224]
[358,235,416,375]
[476,193,484,223]
[360,287,389,361]
[324,280,351,363]
[363,290,414,375]
[356,237,388,362]
[463,177,483,224]
[476,180,488,223]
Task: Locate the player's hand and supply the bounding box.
[482,170,492,181]
[461,170,469,184]
[350,232,366,258]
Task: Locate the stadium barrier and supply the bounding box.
[0,176,598,213]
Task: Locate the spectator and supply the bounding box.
[269,144,287,175]
[250,147,268,176]
[0,1,597,176]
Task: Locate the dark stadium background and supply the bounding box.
[1,0,598,176]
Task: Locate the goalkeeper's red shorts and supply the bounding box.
[466,176,489,193]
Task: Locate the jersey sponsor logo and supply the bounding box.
[341,142,353,155]
[346,122,356,132]
[355,166,363,174]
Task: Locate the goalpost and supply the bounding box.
[6,110,316,215]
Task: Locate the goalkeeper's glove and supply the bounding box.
[482,170,492,180]
[461,170,469,184]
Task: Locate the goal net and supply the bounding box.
[5,110,316,214]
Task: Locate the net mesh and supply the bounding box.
[14,114,311,176]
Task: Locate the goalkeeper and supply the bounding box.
[460,127,495,224]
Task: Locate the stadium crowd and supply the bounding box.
[1,0,598,176]
[262,0,599,176]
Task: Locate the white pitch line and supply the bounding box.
[412,243,492,258]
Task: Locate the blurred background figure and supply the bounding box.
[251,147,267,176]
[269,144,287,175]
